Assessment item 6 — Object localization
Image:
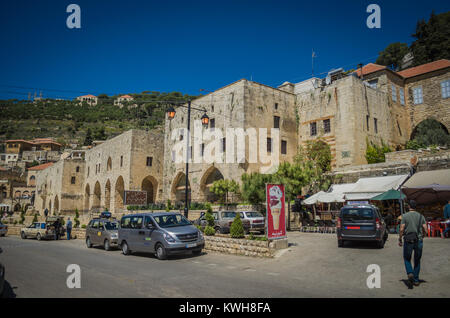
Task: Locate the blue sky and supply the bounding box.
[0,0,448,100]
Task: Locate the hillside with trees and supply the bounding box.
[0,91,198,147]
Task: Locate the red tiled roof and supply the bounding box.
[6,139,35,144]
[397,59,450,78]
[78,94,97,98]
[28,162,54,171]
[354,63,386,77]
[120,95,133,99]
[0,167,7,171]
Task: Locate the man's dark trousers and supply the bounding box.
[403,240,423,283]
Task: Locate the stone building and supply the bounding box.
[76,94,98,106]
[162,79,298,204]
[82,129,164,214]
[292,59,450,168]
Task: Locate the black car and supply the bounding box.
[336,204,388,248]
[0,247,4,297]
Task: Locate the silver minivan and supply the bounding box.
[118,212,204,260]
[85,218,119,251]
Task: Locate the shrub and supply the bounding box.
[32,213,38,223]
[195,224,203,232]
[204,204,215,227]
[81,224,87,229]
[13,220,17,225]
[230,213,245,238]
[74,209,80,228]
[204,225,215,236]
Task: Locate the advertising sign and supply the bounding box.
[124,190,147,206]
[266,184,286,240]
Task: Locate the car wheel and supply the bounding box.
[155,243,167,260]
[121,241,131,255]
[36,233,41,241]
[338,240,344,248]
[104,239,110,251]
[86,237,92,248]
[377,239,385,249]
[192,249,202,256]
[214,227,221,234]
[21,232,26,239]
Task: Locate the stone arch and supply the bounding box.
[29,175,36,186]
[48,199,52,215]
[107,157,112,171]
[41,196,46,211]
[114,176,125,213]
[410,118,449,141]
[199,166,224,202]
[171,172,191,203]
[104,179,111,211]
[93,181,101,211]
[54,195,59,215]
[14,203,21,212]
[141,176,158,204]
[84,184,91,212]
[14,190,21,198]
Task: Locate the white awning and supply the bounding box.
[344,174,409,201]
[303,191,326,205]
[303,191,345,204]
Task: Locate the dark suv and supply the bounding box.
[336,204,388,248]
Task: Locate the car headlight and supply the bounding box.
[198,230,204,240]
[163,233,176,243]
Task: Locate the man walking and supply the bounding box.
[399,200,427,287]
[66,217,73,240]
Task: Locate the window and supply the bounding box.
[281,140,287,155]
[274,116,280,129]
[441,80,450,98]
[71,176,76,184]
[367,79,378,89]
[211,105,214,112]
[146,157,153,167]
[201,143,205,157]
[274,103,278,110]
[413,86,423,104]
[87,167,90,177]
[323,119,331,133]
[179,134,183,141]
[397,120,402,136]
[399,88,405,105]
[210,118,215,130]
[310,122,317,136]
[366,115,370,131]
[76,166,80,172]
[171,150,176,162]
[374,118,378,134]
[267,138,272,152]
[222,138,226,153]
[144,216,155,228]
[120,156,123,167]
[120,217,131,229]
[130,216,143,229]
[391,84,397,102]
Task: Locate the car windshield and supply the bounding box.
[104,222,118,230]
[342,208,374,221]
[153,214,191,228]
[245,212,263,218]
[222,212,236,218]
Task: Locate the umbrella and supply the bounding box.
[401,184,450,205]
[371,189,406,201]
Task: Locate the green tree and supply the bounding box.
[241,173,274,205]
[229,212,245,238]
[83,128,93,146]
[408,118,450,148]
[365,138,392,164]
[376,42,410,70]
[210,179,239,206]
[204,203,215,227]
[410,11,450,66]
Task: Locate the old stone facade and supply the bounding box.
[162,79,298,204]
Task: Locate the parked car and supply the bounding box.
[85,218,119,251]
[0,222,8,237]
[336,204,388,248]
[241,211,265,233]
[21,217,65,241]
[0,247,4,297]
[194,211,251,234]
[118,212,204,260]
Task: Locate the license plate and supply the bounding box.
[346,226,360,229]
[186,243,197,248]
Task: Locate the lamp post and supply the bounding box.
[167,100,209,219]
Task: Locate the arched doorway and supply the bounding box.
[14,203,21,212]
[141,176,157,204]
[107,157,112,171]
[93,181,101,211]
[171,172,191,204]
[105,180,111,211]
[54,195,59,215]
[114,176,125,213]
[200,166,224,202]
[84,184,90,212]
[410,118,450,147]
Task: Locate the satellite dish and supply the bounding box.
[325,75,331,85]
[312,78,319,89]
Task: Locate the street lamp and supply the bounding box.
[166,100,209,218]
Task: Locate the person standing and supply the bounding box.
[398,200,428,286]
[66,217,73,240]
[442,200,450,238]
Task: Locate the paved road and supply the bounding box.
[0,233,448,298]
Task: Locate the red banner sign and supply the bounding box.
[266,184,286,240]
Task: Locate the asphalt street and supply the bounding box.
[0,232,449,298]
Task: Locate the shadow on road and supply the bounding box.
[2,281,17,298]
[130,251,205,260]
[399,279,427,290]
[342,241,382,249]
